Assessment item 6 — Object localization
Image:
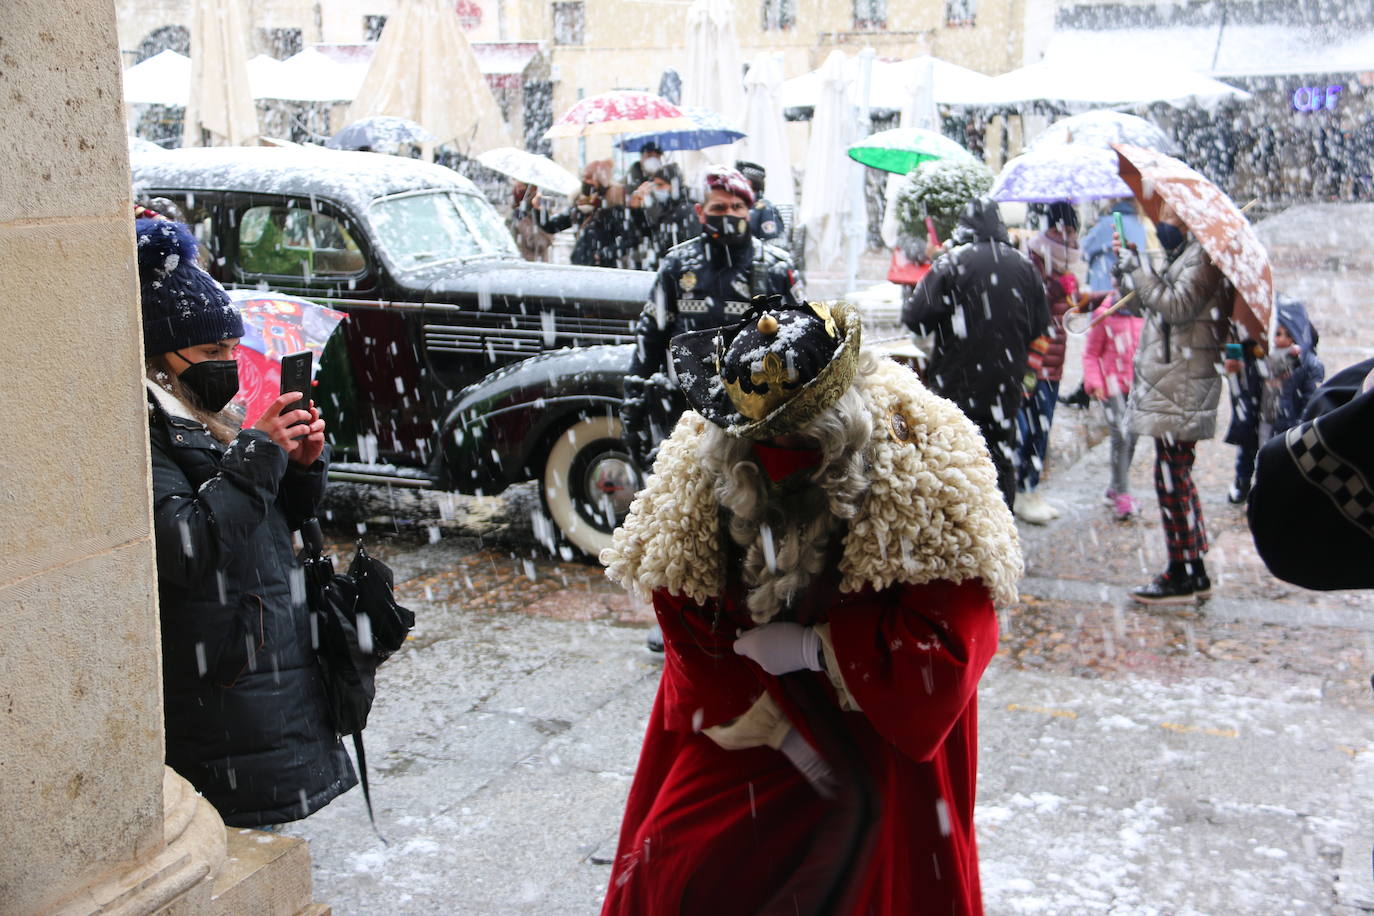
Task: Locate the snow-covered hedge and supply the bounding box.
[894,157,995,242]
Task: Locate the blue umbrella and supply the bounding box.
[615,106,745,152]
[990,145,1132,203]
[327,116,436,150]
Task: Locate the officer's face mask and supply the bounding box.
[703,213,751,249]
[642,156,663,174]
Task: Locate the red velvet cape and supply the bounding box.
[600,577,999,915]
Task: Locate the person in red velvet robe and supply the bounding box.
[600,298,1022,915]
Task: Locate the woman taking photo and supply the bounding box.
[137,218,355,826]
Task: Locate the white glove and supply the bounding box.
[780,728,837,798]
[733,622,823,676]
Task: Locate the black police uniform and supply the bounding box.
[749,197,786,242]
[621,231,800,467]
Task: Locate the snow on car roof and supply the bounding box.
[131,146,482,212]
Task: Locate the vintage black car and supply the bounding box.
[132,147,654,557]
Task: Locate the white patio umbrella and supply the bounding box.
[122,50,191,106]
[183,0,259,146]
[246,54,286,101]
[780,54,993,113]
[348,0,512,155]
[799,50,860,277]
[269,48,368,102]
[739,53,794,208]
[880,56,940,248]
[679,0,745,180]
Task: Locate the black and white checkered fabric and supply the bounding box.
[1285,421,1374,538]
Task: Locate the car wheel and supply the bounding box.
[541,414,640,560]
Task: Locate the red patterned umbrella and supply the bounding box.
[544,90,694,139]
[1113,143,1275,345]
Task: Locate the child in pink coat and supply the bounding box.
[1082,295,1145,519]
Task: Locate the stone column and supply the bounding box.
[0,3,318,913]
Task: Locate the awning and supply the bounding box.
[470,41,543,89]
[1046,25,1374,78]
[953,58,1250,109]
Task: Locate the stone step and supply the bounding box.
[210,828,327,916]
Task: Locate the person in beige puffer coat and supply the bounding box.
[1116,200,1233,605]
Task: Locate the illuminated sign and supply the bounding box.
[1292,85,1343,112]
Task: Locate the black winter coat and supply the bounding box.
[539,203,634,267]
[147,383,355,826]
[903,198,1049,424]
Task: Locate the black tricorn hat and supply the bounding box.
[670,295,861,441]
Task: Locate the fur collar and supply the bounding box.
[602,358,1023,607]
[144,377,199,421]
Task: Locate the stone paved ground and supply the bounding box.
[290,204,1374,913]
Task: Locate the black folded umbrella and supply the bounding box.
[299,518,414,836]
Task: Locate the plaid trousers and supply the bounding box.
[1154,438,1208,561]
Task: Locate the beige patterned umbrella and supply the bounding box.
[1114,142,1275,345]
[183,0,259,146]
[349,0,512,155]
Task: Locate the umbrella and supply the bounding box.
[614,107,745,152]
[780,54,995,115]
[799,50,860,276]
[183,0,259,147]
[544,90,692,139]
[990,145,1133,203]
[476,146,582,196]
[678,0,745,179]
[739,53,795,208]
[269,47,369,103]
[122,50,191,106]
[847,127,974,175]
[348,0,512,154]
[1113,143,1274,344]
[327,116,436,151]
[226,290,346,426]
[1030,110,1180,156]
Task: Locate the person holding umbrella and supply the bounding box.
[136,218,356,826]
[599,298,1020,914]
[1114,199,1232,604]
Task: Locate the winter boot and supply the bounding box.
[1227,479,1251,504]
[1188,560,1212,599]
[1113,492,1138,521]
[645,623,664,653]
[1131,563,1197,605]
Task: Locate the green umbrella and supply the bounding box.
[846,127,975,174]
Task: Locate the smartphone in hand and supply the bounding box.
[278,351,313,429]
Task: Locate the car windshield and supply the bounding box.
[369,190,518,270]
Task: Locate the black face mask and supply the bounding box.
[1156,222,1186,255]
[702,213,751,249]
[175,353,240,413]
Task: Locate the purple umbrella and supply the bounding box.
[990,145,1132,203]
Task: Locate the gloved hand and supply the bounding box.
[780,728,837,798]
[733,622,823,676]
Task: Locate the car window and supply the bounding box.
[238,204,365,279]
[369,191,518,271]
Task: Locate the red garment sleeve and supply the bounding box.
[653,589,765,734]
[826,578,999,763]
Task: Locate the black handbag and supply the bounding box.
[299,518,414,838]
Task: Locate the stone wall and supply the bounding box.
[1,1,179,910]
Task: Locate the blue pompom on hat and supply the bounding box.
[136,218,242,356]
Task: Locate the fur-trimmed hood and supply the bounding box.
[603,357,1023,607]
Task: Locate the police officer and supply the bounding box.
[735,159,787,243]
[621,165,800,471]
